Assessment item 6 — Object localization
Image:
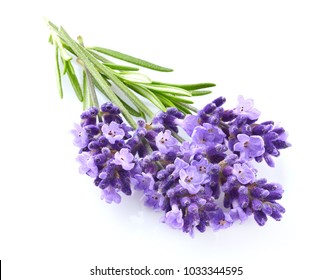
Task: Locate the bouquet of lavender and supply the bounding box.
[48,21,290,235]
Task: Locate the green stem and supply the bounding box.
[74,43,155,119]
[56,25,137,128]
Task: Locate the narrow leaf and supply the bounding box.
[66,61,83,102]
[58,26,137,128]
[157,94,176,108]
[191,90,212,96]
[172,102,191,114]
[118,72,152,84]
[143,84,192,97]
[62,60,68,75]
[93,76,141,118]
[55,47,63,99]
[152,81,216,90]
[66,37,154,118]
[90,46,173,72]
[88,49,114,64]
[104,63,139,71]
[177,102,198,113]
[82,71,91,110]
[126,83,166,111]
[156,91,194,104]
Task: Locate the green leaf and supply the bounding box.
[142,84,192,97]
[177,102,198,113]
[88,49,114,64]
[191,90,212,96]
[104,63,139,71]
[55,47,63,99]
[118,72,152,84]
[49,35,53,44]
[172,102,191,114]
[90,46,173,72]
[82,70,92,110]
[156,91,194,104]
[62,60,68,75]
[92,75,142,118]
[66,60,83,102]
[126,83,166,111]
[152,81,215,90]
[66,37,154,118]
[58,26,137,128]
[156,94,176,108]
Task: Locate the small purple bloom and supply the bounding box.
[192,123,225,146]
[232,163,255,184]
[164,204,184,229]
[155,130,178,153]
[144,190,164,210]
[234,134,265,160]
[180,114,199,136]
[132,172,154,191]
[179,166,207,194]
[191,158,211,174]
[179,141,203,161]
[173,158,189,177]
[101,121,125,144]
[71,123,89,148]
[76,152,98,178]
[209,209,233,231]
[230,206,248,223]
[114,148,134,170]
[101,187,121,204]
[235,95,260,120]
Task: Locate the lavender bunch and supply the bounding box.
[72,96,290,235]
[48,21,290,234]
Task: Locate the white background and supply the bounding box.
[0,0,330,279]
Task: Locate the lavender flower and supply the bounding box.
[101,121,125,144]
[234,134,265,160]
[234,95,260,120]
[76,152,98,178]
[155,130,178,153]
[101,187,121,204]
[72,95,290,235]
[179,166,207,194]
[114,148,135,170]
[164,205,184,229]
[232,163,255,184]
[71,123,89,148]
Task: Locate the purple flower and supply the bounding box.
[192,123,225,146]
[209,209,233,231]
[132,172,154,191]
[155,130,178,153]
[114,148,135,170]
[232,163,255,184]
[234,134,265,160]
[173,158,189,177]
[73,99,289,234]
[71,123,89,148]
[164,204,184,229]
[101,187,121,204]
[179,141,203,161]
[191,158,211,176]
[229,199,248,222]
[234,95,260,120]
[180,114,199,136]
[76,152,98,178]
[144,190,164,210]
[101,121,125,144]
[179,166,207,194]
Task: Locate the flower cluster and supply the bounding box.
[72,95,290,235]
